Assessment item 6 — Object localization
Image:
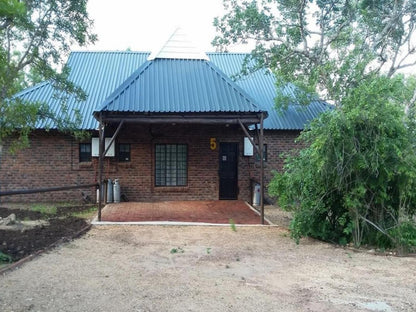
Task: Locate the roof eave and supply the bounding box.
[95,111,266,125]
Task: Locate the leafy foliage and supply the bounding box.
[213,0,416,108]
[0,251,12,263]
[0,0,96,150]
[215,0,416,253]
[269,75,416,251]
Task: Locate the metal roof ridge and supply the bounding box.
[148,27,209,61]
[13,81,51,98]
[95,57,267,115]
[204,61,265,114]
[94,60,153,113]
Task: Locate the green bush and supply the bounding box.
[389,221,416,254]
[0,251,12,263]
[269,75,416,251]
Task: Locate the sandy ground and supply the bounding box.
[0,223,415,312]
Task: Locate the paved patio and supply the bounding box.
[99,200,267,224]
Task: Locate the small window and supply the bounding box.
[255,144,267,162]
[118,144,131,162]
[79,143,92,162]
[155,144,187,186]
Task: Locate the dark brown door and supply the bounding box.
[219,142,239,199]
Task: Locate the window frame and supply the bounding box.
[118,143,131,162]
[79,143,92,163]
[255,144,267,162]
[154,144,188,187]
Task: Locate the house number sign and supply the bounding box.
[210,138,217,150]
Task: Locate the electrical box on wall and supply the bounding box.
[243,137,254,156]
[91,138,115,157]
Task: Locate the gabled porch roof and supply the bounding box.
[93,27,266,125]
[93,58,267,125]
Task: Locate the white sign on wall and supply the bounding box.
[243,137,254,156]
[91,138,115,157]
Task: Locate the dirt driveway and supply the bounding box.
[0,225,415,312]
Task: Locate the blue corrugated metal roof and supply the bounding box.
[98,58,262,114]
[15,51,330,130]
[208,53,331,130]
[15,51,150,129]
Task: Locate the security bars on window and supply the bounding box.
[155,144,187,186]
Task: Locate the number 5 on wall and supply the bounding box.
[210,138,217,150]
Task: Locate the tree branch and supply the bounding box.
[298,0,309,52]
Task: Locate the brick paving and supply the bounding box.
[100,200,267,224]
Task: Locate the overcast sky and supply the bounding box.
[75,0,250,53]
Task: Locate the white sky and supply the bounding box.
[74,0,250,53]
[77,0,415,74]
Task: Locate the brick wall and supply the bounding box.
[0,126,301,203]
[0,130,97,203]
[245,130,301,203]
[251,130,301,183]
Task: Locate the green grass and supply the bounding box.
[70,206,97,219]
[23,202,97,220]
[229,219,237,232]
[170,247,185,254]
[30,203,57,215]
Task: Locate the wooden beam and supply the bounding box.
[100,115,261,125]
[97,116,105,222]
[104,120,124,156]
[238,119,260,155]
[260,113,265,224]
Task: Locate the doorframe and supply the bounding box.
[218,142,239,200]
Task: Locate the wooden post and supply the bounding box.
[238,117,265,224]
[98,116,105,221]
[259,113,265,224]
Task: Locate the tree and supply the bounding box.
[213,0,416,108]
[269,75,416,251]
[0,0,96,151]
[214,0,416,251]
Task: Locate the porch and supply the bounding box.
[93,39,268,223]
[96,200,268,225]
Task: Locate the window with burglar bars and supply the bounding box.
[79,143,92,162]
[155,144,188,186]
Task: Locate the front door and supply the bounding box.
[219,142,239,199]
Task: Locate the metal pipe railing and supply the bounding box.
[0,183,98,197]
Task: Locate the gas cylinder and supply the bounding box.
[113,179,120,203]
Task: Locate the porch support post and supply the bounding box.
[98,115,105,222]
[259,113,265,224]
[238,117,265,224]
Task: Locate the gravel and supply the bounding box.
[0,225,415,312]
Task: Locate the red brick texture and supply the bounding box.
[101,200,266,224]
[0,131,98,202]
[0,126,301,203]
[248,130,301,183]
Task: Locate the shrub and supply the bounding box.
[269,75,416,251]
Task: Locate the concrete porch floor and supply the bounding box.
[98,200,267,225]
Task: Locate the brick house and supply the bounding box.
[0,30,329,207]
